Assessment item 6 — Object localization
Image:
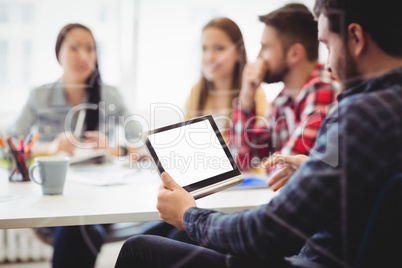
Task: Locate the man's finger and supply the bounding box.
[262,154,280,168]
[263,154,309,168]
[268,166,291,186]
[159,183,168,191]
[280,155,309,166]
[161,172,181,190]
[271,175,292,192]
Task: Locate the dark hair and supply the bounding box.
[197,17,247,115]
[314,0,402,57]
[259,3,319,62]
[55,23,101,131]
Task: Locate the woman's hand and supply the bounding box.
[82,131,108,150]
[263,154,309,191]
[49,132,76,155]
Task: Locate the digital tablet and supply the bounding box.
[143,115,243,199]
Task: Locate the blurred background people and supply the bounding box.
[185,17,267,142]
[5,23,142,268]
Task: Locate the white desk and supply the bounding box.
[0,166,277,229]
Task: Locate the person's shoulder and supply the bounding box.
[255,86,266,98]
[339,87,402,129]
[100,83,122,99]
[189,81,202,95]
[32,80,60,94]
[28,80,61,103]
[186,81,202,103]
[101,83,118,93]
[303,64,340,94]
[340,85,402,109]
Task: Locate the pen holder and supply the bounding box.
[6,149,32,182]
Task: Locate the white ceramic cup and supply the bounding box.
[29,156,70,195]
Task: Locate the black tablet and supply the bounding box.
[143,115,243,199]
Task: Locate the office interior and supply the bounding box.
[0,0,323,267]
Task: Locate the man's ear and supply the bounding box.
[348,23,366,56]
[286,43,306,66]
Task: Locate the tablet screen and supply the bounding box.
[147,119,234,187]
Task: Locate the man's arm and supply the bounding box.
[230,101,272,171]
[183,151,342,261]
[281,80,337,155]
[157,99,389,265]
[158,133,342,261]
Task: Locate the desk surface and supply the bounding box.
[0,166,277,229]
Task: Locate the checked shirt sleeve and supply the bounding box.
[184,127,345,262]
[230,100,273,171]
[281,80,338,156]
[184,95,393,265]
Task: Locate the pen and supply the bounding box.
[25,133,41,154]
[31,133,41,143]
[7,138,26,178]
[24,134,33,148]
[19,137,24,151]
[7,137,17,151]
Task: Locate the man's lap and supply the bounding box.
[115,235,268,268]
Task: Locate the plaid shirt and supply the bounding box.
[184,66,402,266]
[230,64,339,171]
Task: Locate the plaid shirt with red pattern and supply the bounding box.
[230,64,339,171]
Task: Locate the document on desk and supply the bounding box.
[67,148,108,165]
[67,166,133,186]
[0,195,21,203]
[67,165,160,186]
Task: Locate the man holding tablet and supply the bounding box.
[115,0,402,267]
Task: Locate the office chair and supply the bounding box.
[284,172,402,268]
[354,172,402,268]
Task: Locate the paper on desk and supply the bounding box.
[67,166,134,186]
[67,148,108,165]
[0,195,21,202]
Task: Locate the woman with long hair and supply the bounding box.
[185,17,267,141]
[7,23,141,157]
[7,23,141,268]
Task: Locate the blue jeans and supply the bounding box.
[115,235,276,268]
[142,221,195,244]
[52,225,107,268]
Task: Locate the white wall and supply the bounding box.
[0,0,320,132]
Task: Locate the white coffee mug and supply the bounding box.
[29,156,70,195]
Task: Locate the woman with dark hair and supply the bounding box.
[6,23,141,268]
[7,23,141,156]
[185,17,267,141]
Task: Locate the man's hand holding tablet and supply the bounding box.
[144,115,243,199]
[157,172,196,230]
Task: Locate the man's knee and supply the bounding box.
[121,235,154,254]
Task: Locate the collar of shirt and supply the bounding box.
[273,63,325,108]
[337,66,402,102]
[50,78,89,107]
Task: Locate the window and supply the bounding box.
[0,0,319,131]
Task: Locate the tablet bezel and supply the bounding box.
[143,115,242,193]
